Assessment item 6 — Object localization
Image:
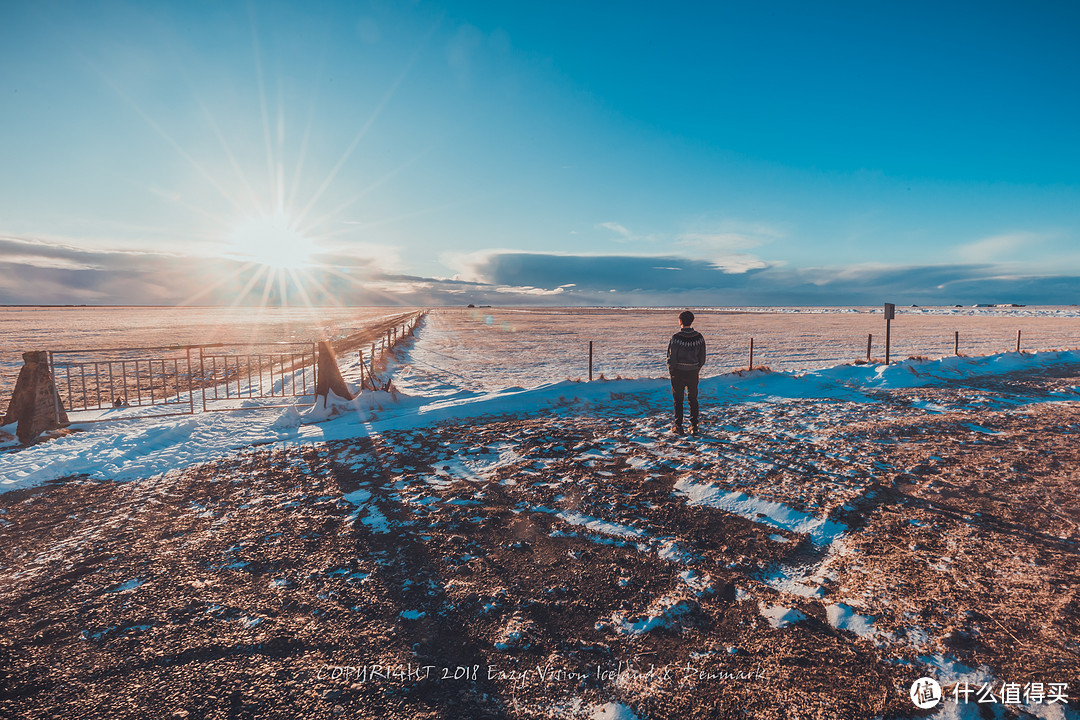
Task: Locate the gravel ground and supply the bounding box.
[1,365,1078,719]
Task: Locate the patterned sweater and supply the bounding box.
[667,327,706,371]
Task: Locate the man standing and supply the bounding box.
[666,310,706,435]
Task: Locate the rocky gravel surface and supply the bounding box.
[1,365,1078,719]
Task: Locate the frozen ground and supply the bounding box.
[5,305,1080,408]
[392,307,1080,391]
[0,312,1078,719]
[6,318,1080,493]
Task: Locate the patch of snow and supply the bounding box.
[589,702,642,720]
[679,569,714,596]
[758,602,806,629]
[270,405,302,429]
[656,538,695,564]
[493,616,531,651]
[360,506,390,533]
[603,595,698,636]
[675,479,848,546]
[6,347,1080,496]
[826,603,877,638]
[556,511,647,539]
[107,578,143,593]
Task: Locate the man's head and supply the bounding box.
[679,310,694,327]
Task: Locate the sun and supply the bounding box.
[226,211,315,269]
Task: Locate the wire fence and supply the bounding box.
[47,343,319,423]
[35,312,427,423]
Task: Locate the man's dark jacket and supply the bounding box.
[667,327,706,372]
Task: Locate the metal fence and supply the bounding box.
[47,342,319,423]
[197,343,318,413]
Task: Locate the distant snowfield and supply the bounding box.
[395,307,1080,390]
[2,316,1079,493]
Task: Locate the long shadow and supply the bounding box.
[327,431,515,720]
[896,491,1080,555]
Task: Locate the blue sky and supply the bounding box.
[1,0,1078,305]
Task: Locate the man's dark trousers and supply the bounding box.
[670,368,700,427]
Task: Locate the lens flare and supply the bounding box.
[226,212,314,270]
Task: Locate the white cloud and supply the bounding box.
[677,219,785,254]
[0,253,102,271]
[440,248,512,283]
[670,218,786,272]
[312,240,402,273]
[956,231,1053,263]
[598,222,633,238]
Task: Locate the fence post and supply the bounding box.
[866,333,872,362]
[954,330,959,356]
[749,337,754,370]
[49,351,60,425]
[883,302,895,365]
[187,348,194,415]
[588,341,593,381]
[1016,329,1021,353]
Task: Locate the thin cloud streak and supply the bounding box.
[2,239,1077,307]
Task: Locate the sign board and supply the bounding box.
[883,303,895,320]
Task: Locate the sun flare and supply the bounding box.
[226,212,315,270]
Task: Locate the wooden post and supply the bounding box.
[954,330,959,356]
[316,341,354,402]
[883,302,895,365]
[866,334,872,362]
[1016,329,1021,353]
[749,337,754,370]
[6,351,70,444]
[885,320,891,364]
[588,341,593,381]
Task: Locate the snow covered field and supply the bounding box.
[1,309,1079,719]
[5,315,1080,492]
[4,305,1080,406]
[395,307,1080,392]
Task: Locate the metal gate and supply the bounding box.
[48,342,319,423]
[198,343,318,413]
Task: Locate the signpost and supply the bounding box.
[883,303,895,364]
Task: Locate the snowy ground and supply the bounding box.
[1,313,1078,719]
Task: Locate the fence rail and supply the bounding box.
[196,343,318,413]
[48,342,319,423]
[33,311,428,424]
